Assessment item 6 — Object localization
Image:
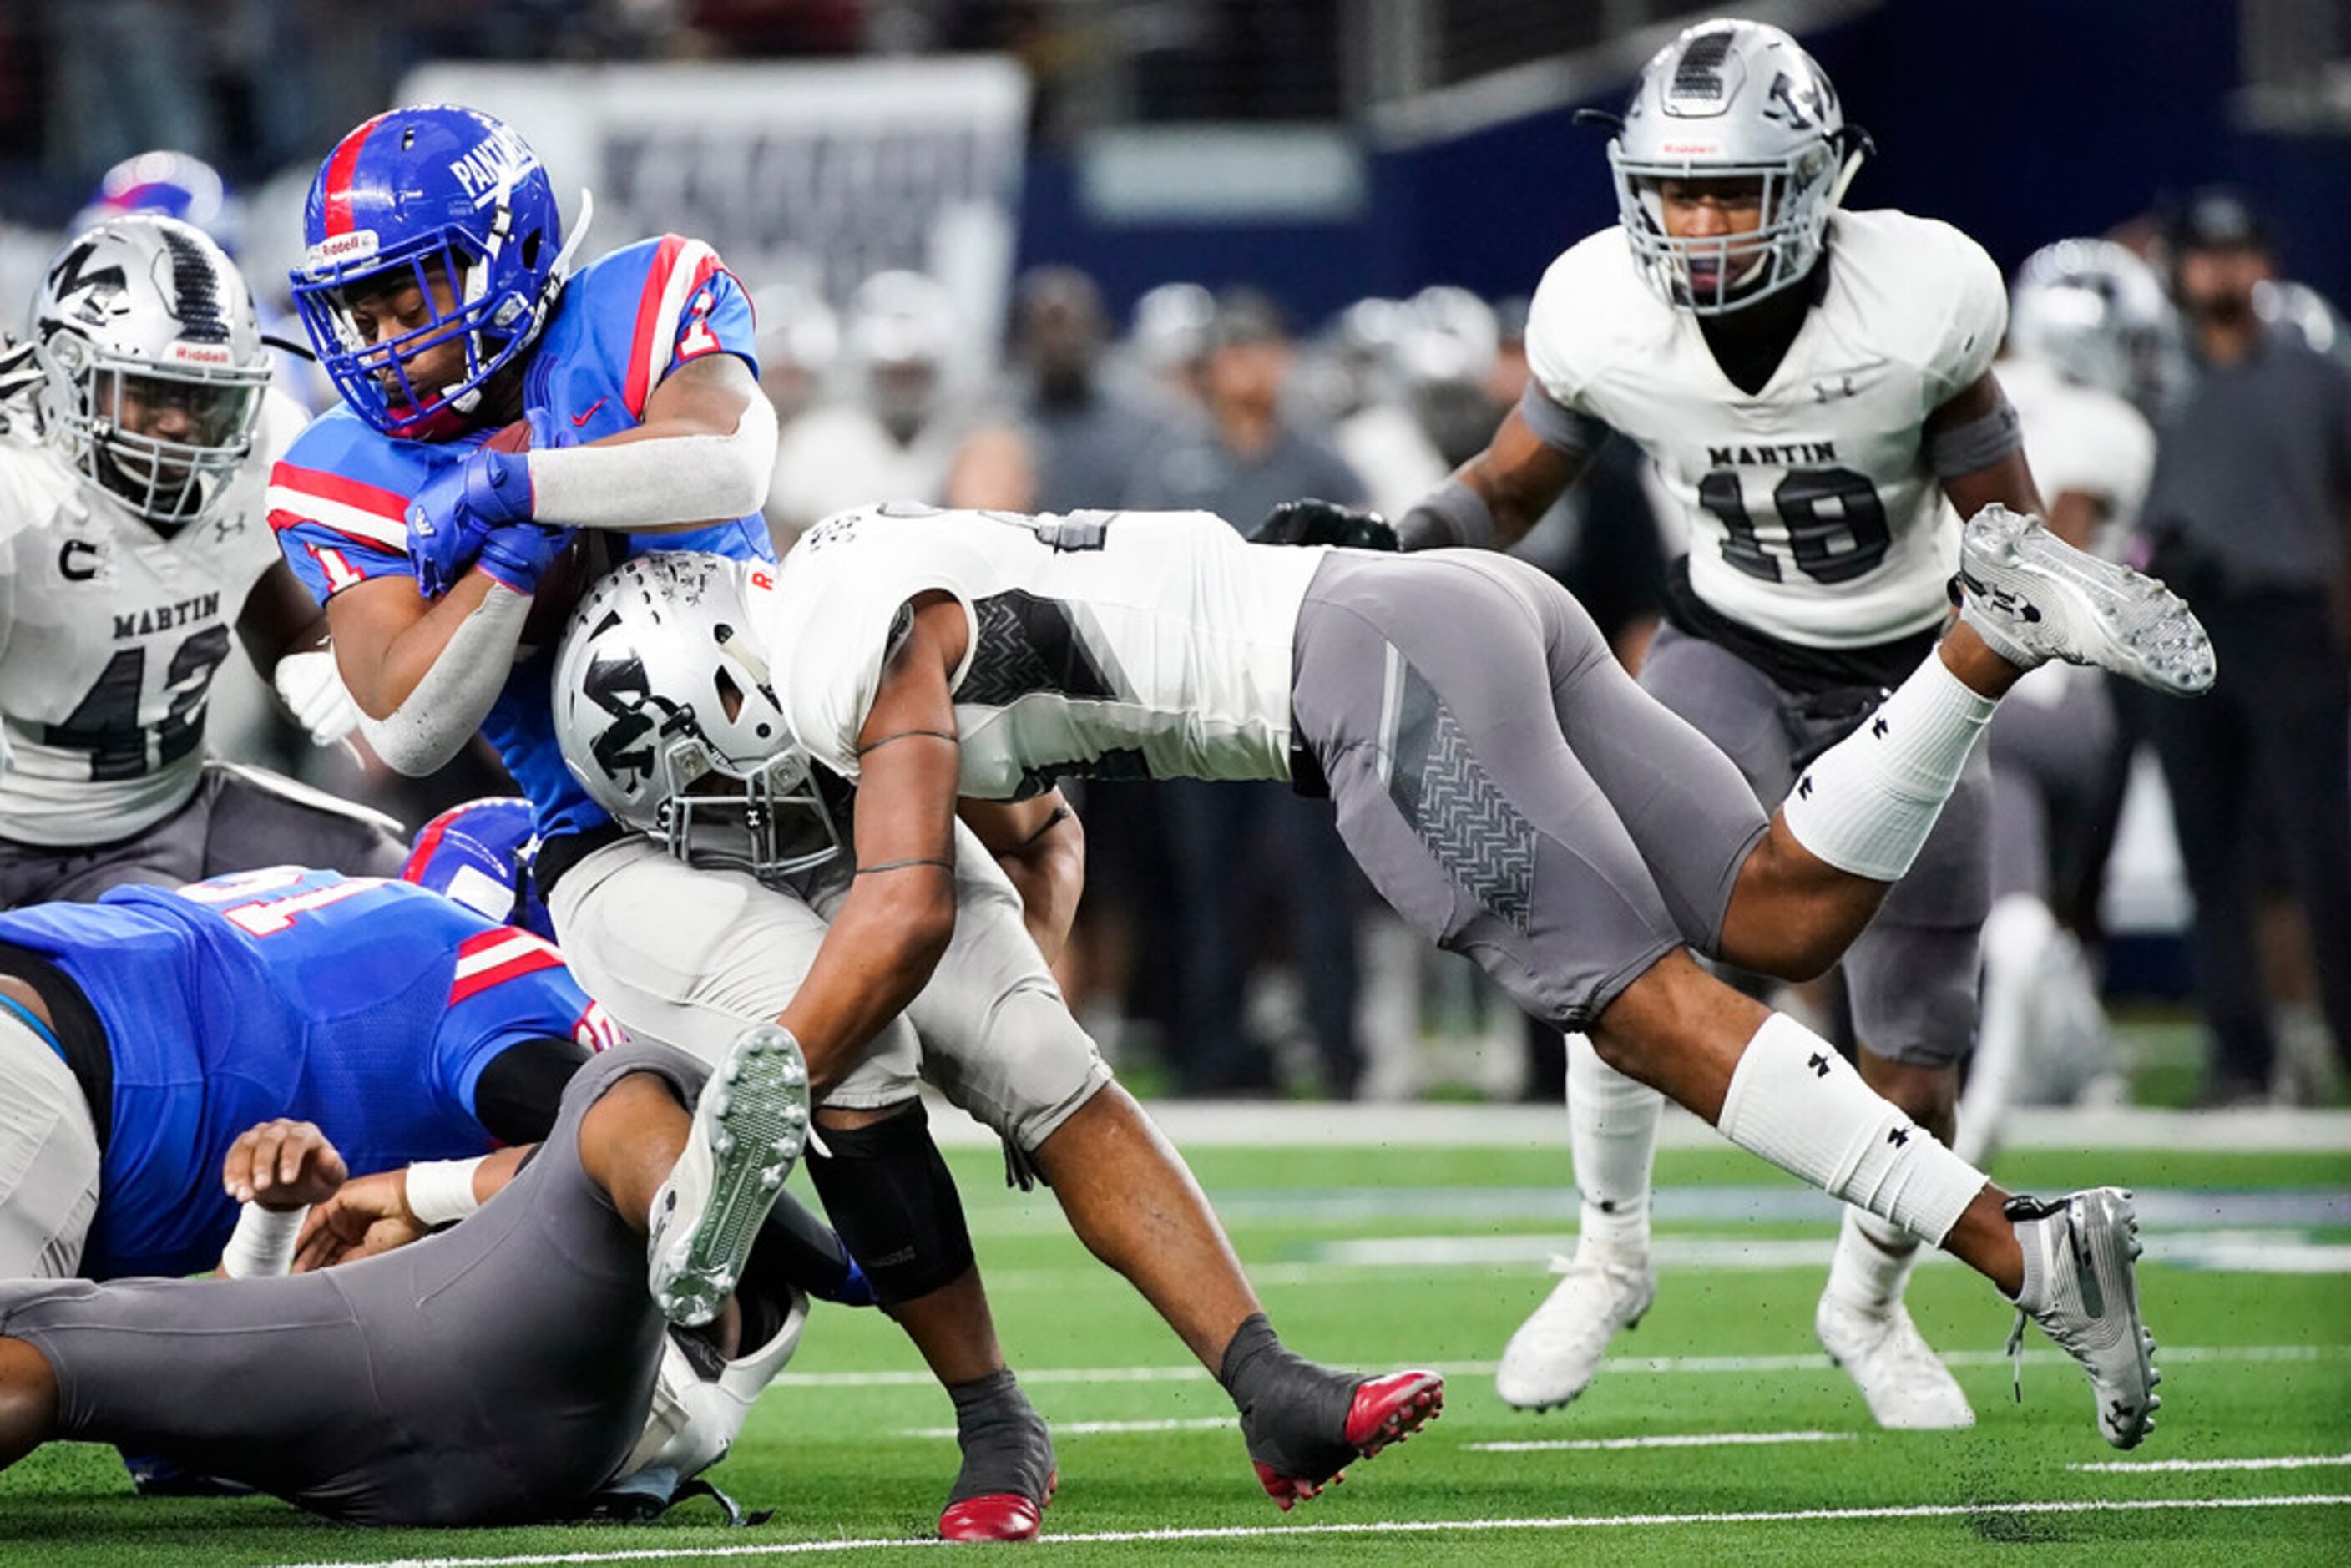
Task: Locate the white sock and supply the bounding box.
[1824,1207,1922,1313]
[1781,654,1996,882]
[1567,1033,1661,1253]
[1716,1013,1987,1246]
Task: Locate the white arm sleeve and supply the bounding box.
[357,586,530,776]
[524,392,777,531]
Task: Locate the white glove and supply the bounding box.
[273,648,361,748]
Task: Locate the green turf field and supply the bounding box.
[3,1140,2346,1565]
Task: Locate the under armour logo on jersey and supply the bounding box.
[1811,374,1858,403]
[1807,1052,1831,1078]
[1871,716,1889,739]
[212,515,245,545]
[1887,1126,1910,1147]
[1797,776,1814,799]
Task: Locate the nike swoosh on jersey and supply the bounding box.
[573,398,609,427]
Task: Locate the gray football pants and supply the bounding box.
[1289,550,1771,1031]
[0,1043,700,1527]
[1638,623,1990,1065]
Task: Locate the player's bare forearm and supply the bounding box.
[780,596,968,1094]
[235,560,334,679]
[1459,407,1587,549]
[326,569,507,720]
[960,792,1085,964]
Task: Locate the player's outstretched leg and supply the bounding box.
[1591,955,2160,1449]
[1954,504,2216,697]
[649,1024,813,1328]
[1495,1035,1656,1412]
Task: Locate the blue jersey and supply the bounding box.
[0,867,623,1280]
[265,236,773,841]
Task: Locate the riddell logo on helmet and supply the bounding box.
[1662,143,1722,154]
[164,341,234,367]
[305,230,378,271]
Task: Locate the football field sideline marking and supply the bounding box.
[1468,1428,1852,1454]
[270,1492,2351,1566]
[772,1341,2346,1389]
[2072,1452,2351,1474]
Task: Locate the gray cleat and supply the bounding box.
[649,1023,812,1328]
[1953,504,2215,696]
[2005,1186,2162,1449]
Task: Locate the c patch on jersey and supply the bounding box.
[1383,665,1535,933]
[959,591,1120,709]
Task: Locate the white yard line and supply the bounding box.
[1469,1429,1852,1454]
[771,1341,2347,1390]
[271,1493,2351,1568]
[2073,1452,2351,1474]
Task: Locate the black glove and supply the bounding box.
[1250,498,1399,552]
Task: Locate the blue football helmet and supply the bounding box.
[289,105,582,440]
[399,795,557,941]
[74,149,239,252]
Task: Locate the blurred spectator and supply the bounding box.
[1124,289,1366,1095]
[751,279,841,428]
[1000,265,1181,513]
[766,269,968,534]
[943,422,1039,511]
[1127,281,1216,412]
[2136,190,2351,1104]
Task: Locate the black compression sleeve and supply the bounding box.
[471,1035,592,1145]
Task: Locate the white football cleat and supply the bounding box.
[1816,1292,1977,1430]
[1954,504,2215,696]
[2006,1186,2162,1449]
[1494,1244,1656,1412]
[648,1023,812,1328]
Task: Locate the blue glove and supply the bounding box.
[475,519,578,596]
[406,408,575,598]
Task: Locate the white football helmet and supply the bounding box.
[30,215,270,529]
[1605,18,1866,315]
[609,1286,808,1501]
[2010,240,2187,413]
[552,552,843,879]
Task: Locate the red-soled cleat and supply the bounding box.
[938,1470,1057,1542]
[1251,1369,1443,1508]
[1343,1368,1444,1458]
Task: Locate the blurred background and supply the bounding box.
[5,0,2346,1110]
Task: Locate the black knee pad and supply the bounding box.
[806,1100,975,1306]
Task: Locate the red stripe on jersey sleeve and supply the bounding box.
[623,234,690,417]
[270,463,412,522]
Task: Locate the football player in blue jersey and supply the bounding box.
[263,105,1074,1539]
[0,862,613,1283]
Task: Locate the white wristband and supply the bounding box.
[405,1156,488,1227]
[220,1202,307,1278]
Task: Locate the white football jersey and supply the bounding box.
[753,503,1327,798]
[1525,209,2007,648]
[1997,355,2155,559]
[0,412,290,846]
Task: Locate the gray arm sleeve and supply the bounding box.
[1396,478,1500,552]
[1924,392,2025,478]
[356,586,529,776]
[1515,381,1610,458]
